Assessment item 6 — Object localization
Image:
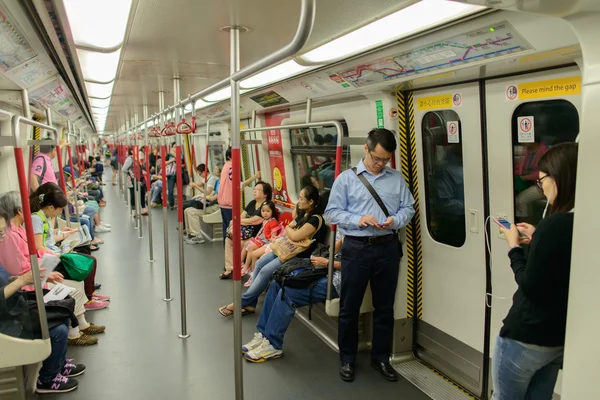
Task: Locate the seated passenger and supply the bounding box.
[187,163,217,196]
[0,191,104,346]
[183,170,221,245]
[219,185,325,315]
[240,201,282,281]
[149,168,164,207]
[0,269,85,394]
[219,181,273,279]
[182,164,218,212]
[29,185,109,312]
[243,235,343,362]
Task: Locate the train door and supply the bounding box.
[485,67,581,394]
[412,83,487,394]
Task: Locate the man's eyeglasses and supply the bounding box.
[369,152,391,165]
[535,174,550,190]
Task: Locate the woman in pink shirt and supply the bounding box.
[0,191,104,346]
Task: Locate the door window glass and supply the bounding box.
[512,100,579,225]
[422,110,466,247]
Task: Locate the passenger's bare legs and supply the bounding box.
[242,243,259,274]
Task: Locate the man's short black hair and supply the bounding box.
[196,163,206,173]
[365,128,396,153]
[226,147,232,160]
[39,141,56,154]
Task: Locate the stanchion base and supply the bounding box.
[178,334,190,339]
[148,259,155,263]
[163,298,173,302]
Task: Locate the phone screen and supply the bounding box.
[494,218,512,230]
[493,217,528,238]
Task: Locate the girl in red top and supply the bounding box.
[241,201,281,278]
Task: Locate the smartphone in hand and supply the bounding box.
[492,217,528,239]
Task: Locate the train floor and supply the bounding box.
[54,178,431,400]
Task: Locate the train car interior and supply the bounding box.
[0,0,598,399]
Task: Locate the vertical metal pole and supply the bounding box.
[66,124,81,227]
[203,120,210,214]
[13,146,49,340]
[124,120,130,206]
[144,105,155,262]
[305,98,312,123]
[251,110,260,172]
[230,27,244,400]
[46,110,72,227]
[135,114,143,236]
[21,89,33,189]
[174,79,189,339]
[159,91,172,302]
[117,133,123,195]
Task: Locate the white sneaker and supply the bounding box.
[100,222,111,228]
[244,338,282,363]
[95,225,111,233]
[241,332,265,354]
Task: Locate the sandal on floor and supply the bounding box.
[219,272,232,280]
[241,307,255,317]
[90,245,100,251]
[218,306,234,317]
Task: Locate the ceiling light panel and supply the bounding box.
[301,0,486,63]
[90,97,111,108]
[203,87,249,102]
[184,101,211,113]
[64,0,132,49]
[85,81,114,99]
[240,61,313,89]
[76,48,120,83]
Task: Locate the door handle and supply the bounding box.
[469,209,479,234]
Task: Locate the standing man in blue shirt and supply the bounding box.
[325,128,415,383]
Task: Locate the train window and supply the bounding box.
[421,110,466,248]
[512,100,579,225]
[289,122,350,205]
[208,143,224,172]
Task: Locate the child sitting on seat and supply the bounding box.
[241,201,282,285]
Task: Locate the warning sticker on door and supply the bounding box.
[452,93,462,107]
[447,121,459,143]
[517,116,534,143]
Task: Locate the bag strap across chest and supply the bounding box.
[351,167,390,217]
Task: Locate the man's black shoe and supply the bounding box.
[339,363,355,382]
[371,360,398,382]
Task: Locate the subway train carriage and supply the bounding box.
[0,0,597,399]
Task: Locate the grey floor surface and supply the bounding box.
[55,178,431,400]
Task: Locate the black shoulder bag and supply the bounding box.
[272,242,330,320]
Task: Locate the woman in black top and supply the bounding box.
[219,185,325,316]
[494,143,577,400]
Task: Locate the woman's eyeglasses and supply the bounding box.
[535,174,550,190]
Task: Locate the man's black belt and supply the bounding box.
[346,233,397,245]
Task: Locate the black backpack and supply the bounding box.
[272,243,330,319]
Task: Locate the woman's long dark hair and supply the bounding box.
[30,182,68,213]
[538,142,578,214]
[296,185,322,227]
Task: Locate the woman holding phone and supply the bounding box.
[494,143,577,399]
